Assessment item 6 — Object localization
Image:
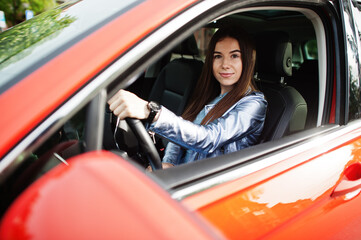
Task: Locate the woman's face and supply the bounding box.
[212,37,243,94]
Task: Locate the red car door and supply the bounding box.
[178,1,361,239]
[183,127,361,239]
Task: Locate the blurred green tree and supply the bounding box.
[0,7,75,67]
[0,0,57,27]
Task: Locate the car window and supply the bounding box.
[349,1,361,120]
[347,0,361,121]
[194,27,216,61]
[145,7,328,190]
[352,0,361,42]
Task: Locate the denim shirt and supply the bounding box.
[148,91,267,165]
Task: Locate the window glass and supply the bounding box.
[348,0,361,120]
[194,28,217,61]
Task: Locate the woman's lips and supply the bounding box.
[220,73,233,78]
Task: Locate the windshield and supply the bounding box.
[0,0,143,94]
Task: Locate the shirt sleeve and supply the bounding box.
[149,93,267,155]
[162,142,183,165]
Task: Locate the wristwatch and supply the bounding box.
[146,101,161,123]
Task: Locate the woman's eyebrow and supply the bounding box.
[213,50,241,54]
[230,50,241,54]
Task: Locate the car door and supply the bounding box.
[165,1,361,239]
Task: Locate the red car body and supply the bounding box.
[0,0,361,239]
[0,151,222,239]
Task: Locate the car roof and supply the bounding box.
[0,0,199,159]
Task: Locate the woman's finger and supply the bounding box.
[108,89,125,106]
[108,89,149,120]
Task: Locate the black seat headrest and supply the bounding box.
[172,35,199,56]
[256,31,292,77]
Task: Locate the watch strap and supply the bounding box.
[146,101,160,123]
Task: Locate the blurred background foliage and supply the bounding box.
[0,7,75,67]
[0,0,59,27]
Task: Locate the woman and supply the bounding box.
[108,27,267,168]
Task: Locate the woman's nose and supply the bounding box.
[221,58,231,68]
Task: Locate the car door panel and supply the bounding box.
[182,124,361,239]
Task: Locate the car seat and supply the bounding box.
[255,31,307,142]
[148,35,204,115]
[288,59,319,129]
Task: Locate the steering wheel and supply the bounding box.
[125,118,162,170]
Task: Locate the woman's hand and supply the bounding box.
[108,89,149,120]
[146,162,174,172]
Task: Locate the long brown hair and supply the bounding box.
[182,27,257,124]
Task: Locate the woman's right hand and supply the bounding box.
[108,89,150,120]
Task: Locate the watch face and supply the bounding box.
[149,101,161,111]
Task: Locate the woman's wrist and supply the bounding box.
[146,101,161,123]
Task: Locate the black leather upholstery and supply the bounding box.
[255,32,307,142]
[148,35,203,115]
[172,35,200,56]
[256,32,293,78]
[289,59,319,129]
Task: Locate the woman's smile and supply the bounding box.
[219,72,234,78]
[213,37,243,94]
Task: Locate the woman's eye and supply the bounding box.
[214,54,222,59]
[231,54,240,58]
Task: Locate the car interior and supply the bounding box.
[0,6,328,214]
[115,9,321,169]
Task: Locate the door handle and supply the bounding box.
[332,163,361,197]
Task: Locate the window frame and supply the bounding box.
[147,3,341,197]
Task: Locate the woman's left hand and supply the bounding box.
[108,89,149,120]
[146,162,174,172]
